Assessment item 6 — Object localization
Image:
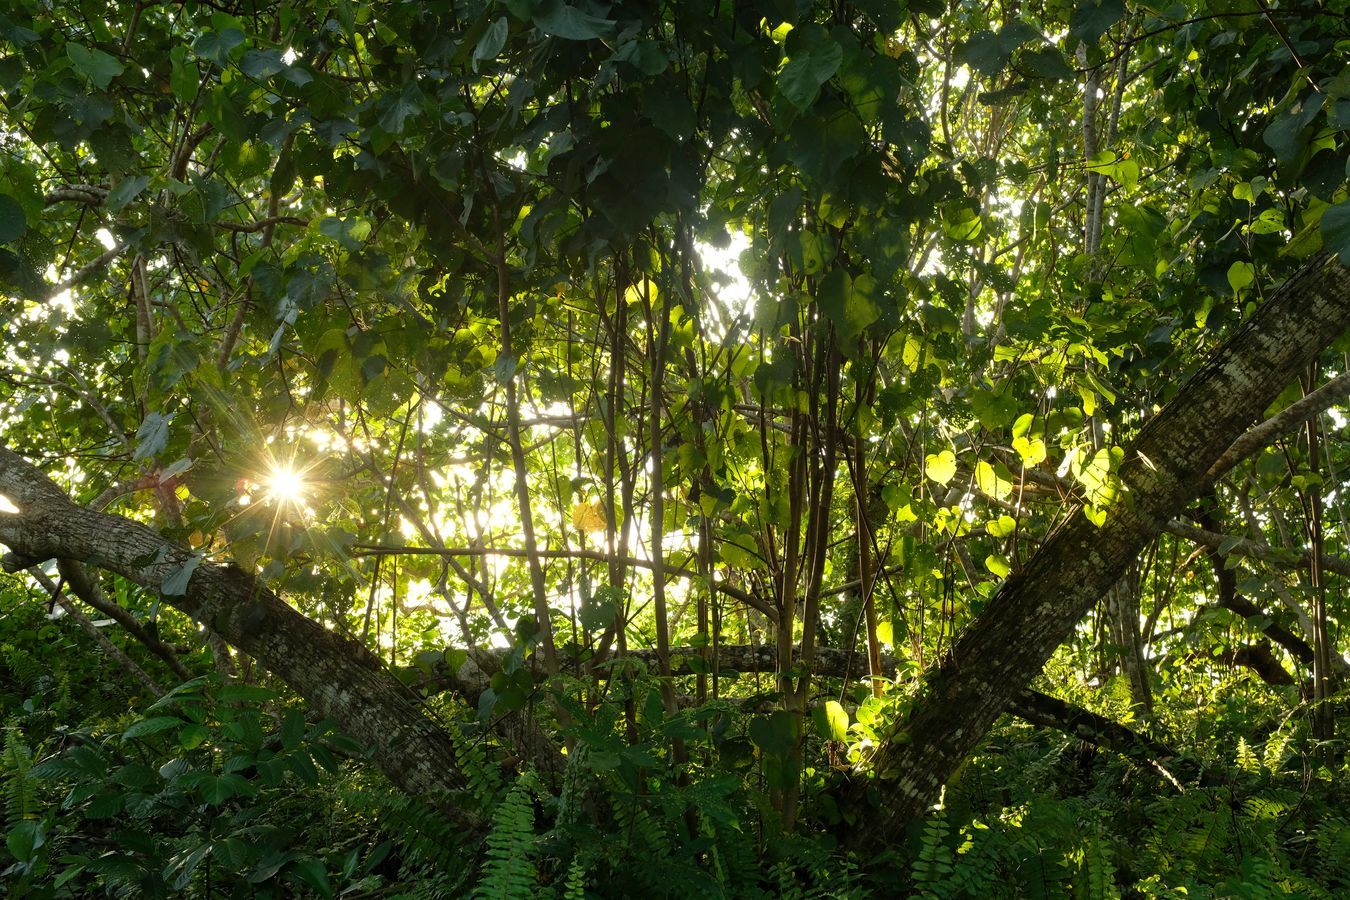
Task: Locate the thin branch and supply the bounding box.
[29,569,164,696]
[215,215,308,233]
[1204,370,1350,485]
[44,241,128,303]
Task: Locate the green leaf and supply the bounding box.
[178,723,210,749]
[161,554,202,596]
[0,194,25,244]
[960,22,1040,77]
[198,774,235,805]
[1070,0,1125,42]
[6,820,44,862]
[985,554,1011,578]
[924,450,957,485]
[777,40,844,111]
[132,410,173,460]
[987,514,1018,538]
[532,0,615,41]
[106,175,150,212]
[239,48,287,79]
[1022,47,1073,80]
[1320,200,1350,263]
[1012,435,1047,466]
[818,269,880,347]
[473,17,509,64]
[218,684,280,703]
[290,857,333,899]
[812,700,850,741]
[975,460,1013,500]
[67,43,124,89]
[169,46,200,100]
[1263,93,1324,164]
[378,83,425,135]
[749,710,797,757]
[1227,260,1254,294]
[193,28,246,66]
[942,204,982,241]
[785,101,866,185]
[123,716,186,741]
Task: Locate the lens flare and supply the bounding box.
[264,464,308,506]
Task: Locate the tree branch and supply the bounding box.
[0,444,482,829]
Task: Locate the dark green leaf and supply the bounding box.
[1320,200,1350,264]
[532,0,615,41]
[218,684,280,703]
[6,820,44,861]
[473,17,509,63]
[0,193,25,244]
[1022,47,1073,80]
[1263,94,1325,164]
[106,175,149,212]
[289,857,333,899]
[66,43,124,89]
[748,710,797,757]
[239,48,286,79]
[122,716,185,741]
[777,40,844,111]
[1070,0,1125,42]
[193,28,246,66]
[377,83,425,135]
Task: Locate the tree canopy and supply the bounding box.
[2,0,1350,895]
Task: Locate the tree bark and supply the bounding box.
[0,446,481,829]
[851,254,1350,845]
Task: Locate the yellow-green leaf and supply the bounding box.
[1013,435,1047,466]
[975,460,1013,500]
[924,450,957,485]
[987,514,1017,538]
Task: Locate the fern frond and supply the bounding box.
[474,775,539,900]
[1,727,39,825]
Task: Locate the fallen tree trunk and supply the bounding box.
[851,254,1350,845]
[0,446,482,829]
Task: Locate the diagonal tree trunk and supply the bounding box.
[852,254,1350,844]
[0,446,482,829]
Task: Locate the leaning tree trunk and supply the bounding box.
[853,254,1350,845]
[0,446,481,829]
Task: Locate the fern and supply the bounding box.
[1077,829,1120,900]
[475,775,539,900]
[944,821,1003,899]
[614,796,670,864]
[344,778,474,890]
[1,727,39,825]
[910,812,954,898]
[556,741,589,828]
[1313,816,1350,890]
[449,723,506,811]
[1235,737,1260,774]
[560,857,587,900]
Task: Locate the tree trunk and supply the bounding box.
[1104,566,1152,714]
[852,254,1350,844]
[0,446,481,829]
